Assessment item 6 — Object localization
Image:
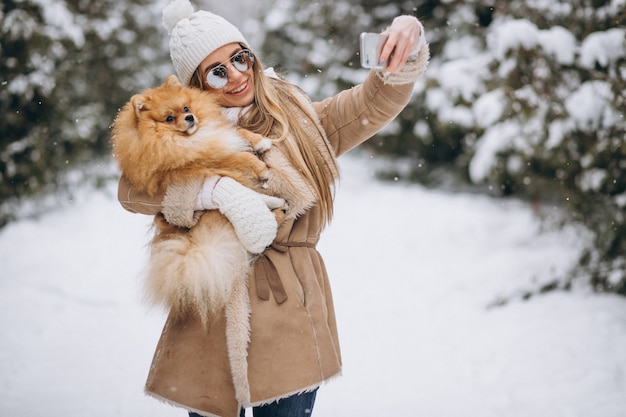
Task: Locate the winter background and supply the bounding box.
[1,155,626,417]
[2,0,626,416]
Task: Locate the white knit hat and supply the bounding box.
[162,0,249,86]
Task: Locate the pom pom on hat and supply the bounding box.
[162,0,194,35]
[162,0,249,86]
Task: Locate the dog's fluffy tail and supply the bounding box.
[144,213,251,326]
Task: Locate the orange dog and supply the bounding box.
[111,75,282,324]
[113,75,272,196]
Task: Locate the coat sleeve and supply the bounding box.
[117,175,163,215]
[311,42,429,158]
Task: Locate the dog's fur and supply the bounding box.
[111,75,281,325]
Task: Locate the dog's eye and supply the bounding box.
[183,107,190,113]
[165,115,175,123]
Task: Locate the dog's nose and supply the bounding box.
[185,115,194,122]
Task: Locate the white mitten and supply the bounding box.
[211,177,285,253]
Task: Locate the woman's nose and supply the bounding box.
[226,63,245,82]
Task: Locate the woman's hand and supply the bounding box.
[380,15,424,73]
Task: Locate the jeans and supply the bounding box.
[188,388,318,417]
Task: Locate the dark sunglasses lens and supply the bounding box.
[212,66,227,78]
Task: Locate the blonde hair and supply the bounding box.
[189,48,339,226]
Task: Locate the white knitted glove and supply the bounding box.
[210,177,284,253]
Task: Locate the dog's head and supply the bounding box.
[130,75,203,136]
[111,75,225,193]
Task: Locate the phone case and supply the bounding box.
[360,32,386,69]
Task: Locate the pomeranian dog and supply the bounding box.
[111,75,284,325]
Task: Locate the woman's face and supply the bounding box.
[199,42,255,108]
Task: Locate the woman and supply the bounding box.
[118,0,429,416]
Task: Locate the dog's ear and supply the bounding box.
[130,94,147,119]
[165,75,182,87]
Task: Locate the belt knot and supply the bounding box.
[253,241,315,304]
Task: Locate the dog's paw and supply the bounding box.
[254,138,272,154]
[258,168,270,186]
[272,203,288,223]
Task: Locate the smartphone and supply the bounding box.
[360,32,388,69]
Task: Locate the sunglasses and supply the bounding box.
[205,49,255,89]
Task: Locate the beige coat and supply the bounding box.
[118,43,429,417]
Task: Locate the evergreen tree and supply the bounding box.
[0,0,171,226]
[430,0,626,294]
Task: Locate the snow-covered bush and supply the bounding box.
[421,2,626,295]
[420,1,625,294]
[0,0,171,226]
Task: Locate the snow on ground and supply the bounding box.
[1,155,625,417]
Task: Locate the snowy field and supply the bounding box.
[1,155,626,417]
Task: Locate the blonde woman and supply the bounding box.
[117,0,429,416]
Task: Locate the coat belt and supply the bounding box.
[253,241,315,304]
